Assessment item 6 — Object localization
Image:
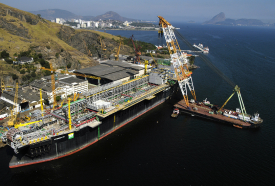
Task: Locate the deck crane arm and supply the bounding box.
[218,85,247,119]
[129,35,142,64]
[158,16,197,107]
[49,63,57,109]
[115,37,122,61]
[99,36,106,51]
[75,93,80,101]
[149,52,158,67]
[40,89,44,117]
[7,83,18,126]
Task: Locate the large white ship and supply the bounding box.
[193,43,209,53]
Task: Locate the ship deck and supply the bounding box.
[174,100,252,127]
[96,83,169,118]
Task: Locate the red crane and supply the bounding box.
[130,35,142,64]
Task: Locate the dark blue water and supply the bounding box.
[1,24,275,186]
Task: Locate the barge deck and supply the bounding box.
[174,99,262,129]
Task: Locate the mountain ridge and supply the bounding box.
[0,3,133,84]
[203,12,265,26]
[29,9,136,21]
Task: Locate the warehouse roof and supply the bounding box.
[75,65,139,81]
[42,74,74,81]
[101,60,144,71]
[59,77,86,84]
[30,80,59,92]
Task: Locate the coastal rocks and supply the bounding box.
[5,9,39,25]
[58,26,132,59]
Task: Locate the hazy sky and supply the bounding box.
[1,0,275,22]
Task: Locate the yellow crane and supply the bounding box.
[1,79,4,93]
[99,36,106,51]
[83,39,92,57]
[1,79,14,92]
[60,99,65,108]
[49,63,57,109]
[144,60,148,75]
[7,83,18,127]
[40,89,44,117]
[15,120,42,129]
[75,93,80,101]
[67,98,72,130]
[158,16,196,107]
[149,52,158,67]
[115,37,122,61]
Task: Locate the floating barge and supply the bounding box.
[174,99,262,129]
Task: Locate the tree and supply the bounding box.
[22,75,28,81]
[67,63,71,68]
[31,71,36,77]
[187,56,195,65]
[5,58,13,64]
[37,14,41,18]
[11,73,18,80]
[56,96,61,102]
[20,69,25,74]
[19,50,31,58]
[1,50,9,58]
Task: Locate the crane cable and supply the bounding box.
[174,29,236,88]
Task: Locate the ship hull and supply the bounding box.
[9,86,175,168]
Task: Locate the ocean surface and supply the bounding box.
[1,23,275,186]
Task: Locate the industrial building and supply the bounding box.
[0,87,47,115]
[30,75,88,103]
[75,61,151,85]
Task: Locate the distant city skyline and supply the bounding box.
[1,0,275,22]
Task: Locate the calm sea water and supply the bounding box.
[1,23,275,186]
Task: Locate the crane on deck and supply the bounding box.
[49,63,57,109]
[129,35,142,64]
[7,83,18,127]
[73,92,81,102]
[217,85,247,120]
[158,16,196,108]
[40,88,44,117]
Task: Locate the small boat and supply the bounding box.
[233,124,243,129]
[171,108,179,118]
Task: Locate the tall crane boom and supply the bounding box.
[115,37,122,61]
[158,16,196,107]
[130,35,142,64]
[149,52,158,67]
[49,63,57,109]
[8,83,18,126]
[99,36,106,51]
